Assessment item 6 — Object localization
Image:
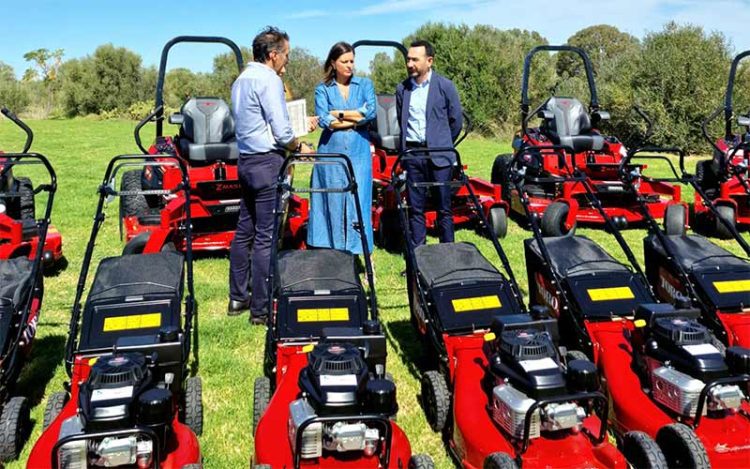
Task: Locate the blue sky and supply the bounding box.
[2,0,750,79]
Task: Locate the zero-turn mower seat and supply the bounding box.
[0,257,34,312]
[542,97,605,152]
[276,248,362,295]
[175,97,239,162]
[528,235,630,279]
[414,242,506,288]
[645,234,750,272]
[369,94,400,152]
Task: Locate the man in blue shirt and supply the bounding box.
[396,40,463,249]
[228,26,313,324]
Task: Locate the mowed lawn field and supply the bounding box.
[2,117,749,468]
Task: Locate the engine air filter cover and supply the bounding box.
[299,342,369,413]
[567,360,599,393]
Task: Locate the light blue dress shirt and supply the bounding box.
[405,70,432,143]
[231,62,294,154]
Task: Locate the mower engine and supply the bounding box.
[288,342,395,459]
[634,305,749,418]
[56,353,173,469]
[489,327,596,440]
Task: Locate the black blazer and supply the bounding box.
[396,71,463,167]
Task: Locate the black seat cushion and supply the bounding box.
[414,242,505,288]
[276,249,362,294]
[369,94,400,152]
[528,235,630,278]
[87,252,184,303]
[0,257,34,309]
[177,97,239,162]
[542,97,604,152]
[645,234,750,272]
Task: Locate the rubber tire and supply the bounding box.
[664,204,686,236]
[656,423,710,469]
[16,177,35,220]
[565,350,590,363]
[483,452,518,469]
[122,231,151,255]
[183,376,203,436]
[253,377,271,435]
[42,391,69,431]
[541,201,575,237]
[491,154,513,199]
[715,205,736,239]
[421,370,450,432]
[488,207,508,239]
[622,431,667,469]
[181,465,202,469]
[120,169,149,217]
[0,397,30,462]
[409,454,435,469]
[253,465,272,469]
[695,160,717,189]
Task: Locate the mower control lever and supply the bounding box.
[1,106,34,153]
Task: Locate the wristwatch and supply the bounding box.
[338,112,344,119]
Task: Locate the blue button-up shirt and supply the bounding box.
[405,70,432,144]
[231,62,295,154]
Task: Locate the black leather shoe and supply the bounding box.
[227,299,250,316]
[250,315,268,326]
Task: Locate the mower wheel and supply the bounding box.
[0,396,30,462]
[253,465,272,469]
[409,454,435,469]
[714,205,736,239]
[664,204,686,236]
[120,169,149,217]
[695,160,718,189]
[183,376,203,436]
[483,451,518,469]
[16,177,35,220]
[42,391,69,431]
[622,431,666,468]
[656,423,709,469]
[491,154,513,199]
[541,202,575,237]
[182,465,202,469]
[488,207,508,239]
[122,231,152,255]
[253,377,271,435]
[421,370,450,432]
[565,350,590,364]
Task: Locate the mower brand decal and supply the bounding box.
[587,286,634,302]
[297,308,350,323]
[713,279,750,294]
[91,385,134,402]
[451,295,501,313]
[320,374,357,387]
[683,344,721,356]
[658,268,683,301]
[102,313,161,332]
[535,272,559,314]
[519,357,558,372]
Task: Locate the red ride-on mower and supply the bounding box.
[253,153,431,468]
[27,155,202,469]
[695,50,750,238]
[351,40,508,248]
[1,108,63,267]
[394,148,629,468]
[492,45,680,236]
[510,147,750,468]
[0,146,57,461]
[619,147,750,347]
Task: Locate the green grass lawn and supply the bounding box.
[1,118,748,468]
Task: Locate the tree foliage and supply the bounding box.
[285,48,323,111]
[0,62,30,112]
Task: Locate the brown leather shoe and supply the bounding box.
[227,299,250,316]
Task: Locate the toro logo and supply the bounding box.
[535,272,559,316]
[658,268,684,301]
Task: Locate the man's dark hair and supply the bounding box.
[410,40,434,58]
[253,26,289,63]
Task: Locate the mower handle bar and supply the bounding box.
[724,50,750,139]
[134,104,164,154]
[1,107,33,153]
[51,427,160,469]
[154,36,244,136]
[0,153,57,189]
[352,40,408,60]
[278,154,356,194]
[618,146,686,180]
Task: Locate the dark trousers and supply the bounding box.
[229,152,283,317]
[404,158,454,249]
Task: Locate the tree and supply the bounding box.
[0,62,30,113]
[209,46,252,102]
[23,48,64,115]
[369,52,405,94]
[285,48,323,110]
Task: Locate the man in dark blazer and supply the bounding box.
[396,40,463,249]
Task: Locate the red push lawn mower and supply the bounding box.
[0,135,57,461]
[352,40,509,249]
[27,154,202,469]
[492,45,680,236]
[510,146,750,468]
[395,148,628,468]
[619,146,750,347]
[1,107,63,267]
[695,49,750,238]
[253,153,431,468]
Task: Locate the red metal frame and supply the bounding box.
[693,139,750,226]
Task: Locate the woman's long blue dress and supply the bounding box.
[307,76,376,255]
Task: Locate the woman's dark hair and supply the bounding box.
[323,42,355,84]
[253,26,289,63]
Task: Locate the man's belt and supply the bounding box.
[405,141,427,148]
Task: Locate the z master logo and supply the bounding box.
[535,272,559,315]
[658,268,683,301]
[215,182,241,192]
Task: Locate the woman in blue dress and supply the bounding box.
[308,42,377,263]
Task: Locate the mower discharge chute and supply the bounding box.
[493,45,680,236]
[27,155,202,469]
[252,153,431,468]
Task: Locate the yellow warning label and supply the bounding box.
[587,286,635,302]
[297,308,350,323]
[713,279,750,293]
[452,295,502,313]
[103,313,162,332]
